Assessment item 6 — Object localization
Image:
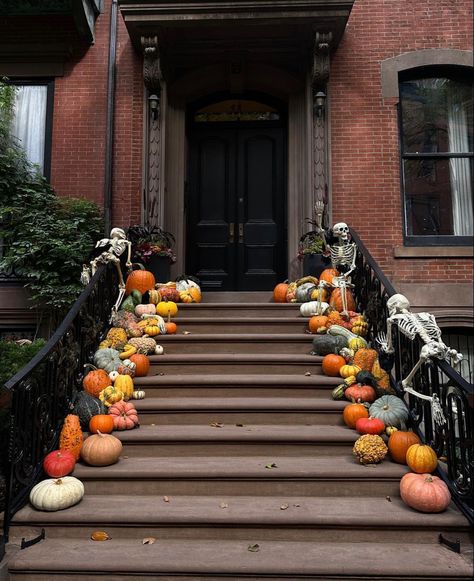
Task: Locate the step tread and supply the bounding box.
[133,397,347,412]
[9,538,472,577]
[174,317,304,322]
[178,303,300,309]
[111,424,358,443]
[73,455,409,480]
[13,495,469,529]
[149,353,321,363]
[134,373,340,386]
[157,333,313,342]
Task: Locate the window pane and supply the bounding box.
[403,157,473,236]
[400,77,473,154]
[11,85,48,171]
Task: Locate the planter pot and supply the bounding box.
[303,254,331,277]
[145,255,171,283]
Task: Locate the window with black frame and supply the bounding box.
[9,80,54,178]
[399,68,473,245]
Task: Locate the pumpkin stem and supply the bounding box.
[83,363,99,372]
[425,475,434,483]
[54,479,63,485]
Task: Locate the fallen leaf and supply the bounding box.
[159,372,164,376]
[142,537,156,545]
[386,496,392,502]
[304,371,311,376]
[280,503,289,510]
[210,422,224,428]
[122,455,129,459]
[91,531,110,541]
[248,543,260,552]
[183,331,191,335]
[163,496,170,502]
[219,502,229,509]
[293,503,301,507]
[265,462,278,469]
[236,423,245,427]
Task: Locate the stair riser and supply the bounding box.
[119,442,354,457]
[138,412,344,425]
[159,342,312,354]
[149,363,321,374]
[10,524,472,546]
[141,387,335,398]
[9,575,474,581]
[174,322,307,333]
[81,479,403,497]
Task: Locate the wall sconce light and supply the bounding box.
[148,94,159,120]
[314,91,326,118]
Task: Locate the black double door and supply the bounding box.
[187,124,287,291]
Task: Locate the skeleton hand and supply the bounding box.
[376,332,394,354]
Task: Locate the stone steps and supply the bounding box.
[133,373,340,398]
[149,353,322,374]
[112,424,358,456]
[156,333,314,354]
[176,302,303,318]
[8,538,473,580]
[170,317,308,333]
[10,495,471,544]
[72,455,410,497]
[134,396,345,424]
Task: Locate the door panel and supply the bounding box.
[187,124,286,291]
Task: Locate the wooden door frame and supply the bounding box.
[163,63,311,281]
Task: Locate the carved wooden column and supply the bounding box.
[141,36,164,227]
[311,32,332,226]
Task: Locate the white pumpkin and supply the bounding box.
[121,359,136,371]
[132,390,146,400]
[155,344,164,355]
[30,476,84,512]
[109,370,120,382]
[300,301,330,317]
[176,279,200,292]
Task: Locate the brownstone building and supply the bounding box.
[1,0,473,338]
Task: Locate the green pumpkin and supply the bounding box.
[295,283,317,303]
[130,290,142,305]
[93,348,122,373]
[311,334,348,356]
[73,392,107,429]
[369,395,409,430]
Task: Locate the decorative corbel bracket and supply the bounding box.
[141,35,163,95]
[311,32,332,93]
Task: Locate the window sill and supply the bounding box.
[394,246,474,258]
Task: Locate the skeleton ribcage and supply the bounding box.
[395,313,442,342]
[330,245,355,266]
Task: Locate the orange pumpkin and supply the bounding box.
[329,287,356,312]
[308,315,329,333]
[179,287,201,303]
[406,444,438,474]
[165,322,178,335]
[273,282,289,303]
[83,367,111,399]
[129,354,150,377]
[343,403,369,429]
[353,348,378,372]
[319,268,339,284]
[400,473,451,513]
[89,414,114,434]
[59,415,83,461]
[388,430,421,464]
[321,354,346,377]
[125,269,156,295]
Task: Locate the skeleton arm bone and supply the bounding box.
[383,318,395,354]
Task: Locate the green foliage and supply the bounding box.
[0,79,103,313]
[0,339,46,387]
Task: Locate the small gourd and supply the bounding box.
[99,385,124,407]
[132,390,146,400]
[93,348,122,374]
[300,301,329,317]
[339,364,361,379]
[156,301,178,318]
[113,374,134,400]
[109,370,120,382]
[119,344,137,360]
[155,344,164,355]
[135,304,156,317]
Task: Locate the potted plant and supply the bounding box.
[127,225,176,283]
[298,219,330,277]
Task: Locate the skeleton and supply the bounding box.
[314,217,358,315]
[82,228,133,315]
[377,293,463,426]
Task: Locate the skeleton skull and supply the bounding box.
[387,293,411,317]
[333,222,350,242]
[110,227,127,240]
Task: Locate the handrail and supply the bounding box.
[350,228,474,525]
[2,262,120,541]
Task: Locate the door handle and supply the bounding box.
[238,223,244,243]
[229,222,235,244]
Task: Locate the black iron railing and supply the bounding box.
[351,229,474,525]
[1,263,119,541]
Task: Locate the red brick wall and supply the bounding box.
[330,0,473,283]
[49,0,143,228]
